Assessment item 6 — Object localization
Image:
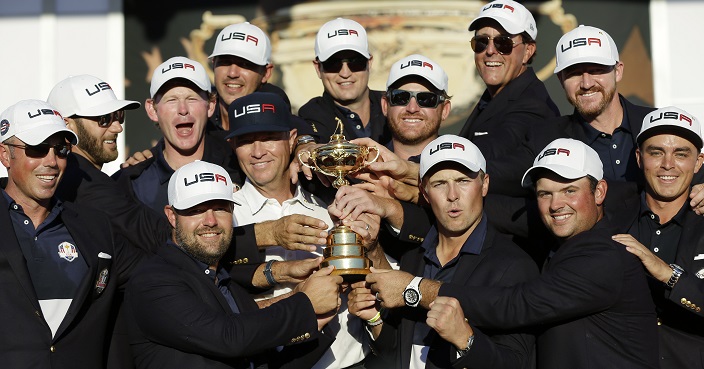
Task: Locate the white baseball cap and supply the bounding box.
[168,160,235,210]
[554,25,619,73]
[522,138,603,188]
[420,135,486,179]
[209,22,271,66]
[150,56,211,98]
[0,99,78,145]
[468,0,537,40]
[315,18,371,62]
[637,106,703,149]
[386,54,449,92]
[47,75,140,118]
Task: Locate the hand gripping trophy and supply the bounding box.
[298,118,380,280]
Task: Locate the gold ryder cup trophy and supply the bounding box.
[298,118,380,280]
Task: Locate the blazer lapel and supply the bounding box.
[0,198,41,311]
[676,212,704,274]
[53,206,100,340]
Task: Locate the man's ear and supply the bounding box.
[261,64,274,84]
[694,152,704,174]
[65,117,77,133]
[288,128,298,155]
[594,179,608,206]
[164,205,177,229]
[313,59,323,80]
[145,98,159,123]
[0,143,11,168]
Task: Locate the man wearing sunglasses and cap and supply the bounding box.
[332,54,451,259]
[610,107,704,369]
[0,99,147,368]
[296,18,390,184]
[458,0,559,186]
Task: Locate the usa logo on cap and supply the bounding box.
[0,119,9,136]
[58,242,79,262]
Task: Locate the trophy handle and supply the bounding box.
[297,150,317,170]
[297,150,339,178]
[366,146,380,165]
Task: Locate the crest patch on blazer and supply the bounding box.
[95,268,109,294]
[57,242,79,262]
[695,268,704,280]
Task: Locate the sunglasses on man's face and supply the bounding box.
[5,142,72,159]
[319,57,368,73]
[76,110,125,128]
[470,35,523,55]
[387,89,446,108]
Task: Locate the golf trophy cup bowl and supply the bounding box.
[297,118,380,280]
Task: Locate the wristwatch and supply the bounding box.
[296,134,316,147]
[666,264,684,289]
[403,276,423,307]
[457,334,475,357]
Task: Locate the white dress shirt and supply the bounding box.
[232,179,368,369]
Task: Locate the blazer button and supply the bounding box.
[304,332,310,339]
[243,258,249,263]
[696,307,701,313]
[681,298,688,304]
[50,345,56,353]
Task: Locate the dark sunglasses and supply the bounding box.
[470,35,523,55]
[320,57,368,73]
[76,110,125,128]
[5,142,72,159]
[387,89,446,108]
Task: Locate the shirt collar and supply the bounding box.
[166,240,230,285]
[2,188,63,214]
[639,191,690,226]
[238,179,315,216]
[153,140,174,185]
[420,213,488,256]
[577,96,631,143]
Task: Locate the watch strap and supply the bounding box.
[666,264,684,289]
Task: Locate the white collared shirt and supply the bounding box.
[232,180,368,369]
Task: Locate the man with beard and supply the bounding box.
[125,160,343,369]
[491,25,655,193]
[332,54,449,257]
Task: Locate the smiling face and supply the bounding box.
[146,82,215,156]
[165,200,234,267]
[473,22,535,97]
[535,174,606,240]
[231,129,296,195]
[314,50,371,106]
[422,163,488,238]
[637,134,704,205]
[212,55,272,107]
[67,113,124,168]
[383,80,449,147]
[558,62,622,121]
[0,133,69,209]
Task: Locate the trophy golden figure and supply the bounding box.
[298,118,380,279]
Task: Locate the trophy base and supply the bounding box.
[321,255,371,282]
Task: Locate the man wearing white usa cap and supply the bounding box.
[208,21,297,132]
[126,160,342,369]
[0,99,147,369]
[354,135,538,369]
[298,17,390,172]
[436,138,659,369]
[610,106,704,369]
[458,0,559,170]
[48,74,140,170]
[113,56,241,216]
[333,54,450,262]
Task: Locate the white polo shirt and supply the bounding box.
[232,179,368,369]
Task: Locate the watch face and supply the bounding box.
[404,289,420,305]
